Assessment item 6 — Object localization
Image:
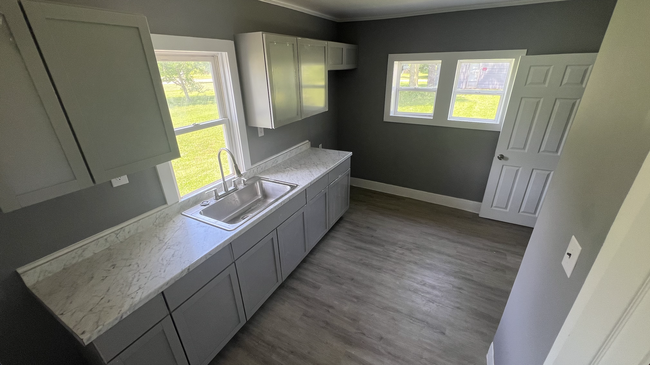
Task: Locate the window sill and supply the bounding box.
[384,115,502,131]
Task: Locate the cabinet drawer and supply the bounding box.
[164,245,234,311]
[306,174,329,201]
[231,190,306,258]
[92,294,168,363]
[328,158,351,183]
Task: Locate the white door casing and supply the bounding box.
[544,149,650,365]
[479,54,597,227]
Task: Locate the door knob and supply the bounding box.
[497,154,505,160]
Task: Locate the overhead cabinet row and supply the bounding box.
[235,32,357,129]
[0,0,179,212]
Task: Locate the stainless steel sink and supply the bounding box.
[183,177,297,230]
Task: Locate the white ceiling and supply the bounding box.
[260,0,565,22]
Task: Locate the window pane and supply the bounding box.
[398,62,440,88]
[451,94,502,120]
[157,61,220,129]
[455,61,511,91]
[172,126,231,197]
[397,91,436,114]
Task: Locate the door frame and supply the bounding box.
[544,149,650,364]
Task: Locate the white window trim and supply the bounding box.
[384,50,526,132]
[151,34,251,205]
[390,60,441,119]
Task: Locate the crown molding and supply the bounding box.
[258,0,338,21]
[259,0,565,23]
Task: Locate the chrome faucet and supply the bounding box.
[213,148,246,200]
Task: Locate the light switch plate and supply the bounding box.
[258,127,264,137]
[111,175,129,187]
[562,235,582,278]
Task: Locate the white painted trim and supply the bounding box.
[258,0,564,23]
[258,0,338,21]
[351,177,481,213]
[487,342,495,365]
[384,50,525,132]
[156,163,180,205]
[151,34,251,170]
[544,148,650,363]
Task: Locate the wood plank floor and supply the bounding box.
[210,187,532,365]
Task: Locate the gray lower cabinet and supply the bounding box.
[305,188,329,252]
[328,169,351,228]
[172,265,246,365]
[108,317,188,365]
[277,207,309,279]
[235,231,282,319]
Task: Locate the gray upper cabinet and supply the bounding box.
[0,0,92,212]
[108,317,188,365]
[327,41,357,71]
[277,207,308,279]
[172,264,246,365]
[235,32,330,129]
[298,38,328,118]
[21,1,180,184]
[235,231,282,319]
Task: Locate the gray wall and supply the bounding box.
[494,0,650,363]
[0,1,337,364]
[335,0,617,202]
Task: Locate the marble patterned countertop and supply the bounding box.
[21,147,351,345]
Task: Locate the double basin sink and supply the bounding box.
[183,177,297,231]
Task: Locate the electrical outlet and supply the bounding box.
[111,175,129,187]
[258,127,264,137]
[562,235,582,278]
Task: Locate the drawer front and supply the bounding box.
[164,244,234,311]
[231,190,306,259]
[235,231,282,319]
[93,294,169,363]
[306,174,328,201]
[328,158,351,183]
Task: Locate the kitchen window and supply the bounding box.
[152,35,251,204]
[384,50,525,131]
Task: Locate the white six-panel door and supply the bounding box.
[480,54,597,227]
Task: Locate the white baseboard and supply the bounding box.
[487,342,495,365]
[350,178,481,213]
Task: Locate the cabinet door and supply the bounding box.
[0,1,92,212]
[328,169,350,228]
[172,265,245,365]
[298,38,328,118]
[277,207,308,279]
[264,34,301,128]
[235,231,282,319]
[327,42,357,71]
[22,1,180,184]
[305,188,328,252]
[109,317,188,365]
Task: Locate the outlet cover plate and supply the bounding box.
[111,175,129,187]
[562,235,582,278]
